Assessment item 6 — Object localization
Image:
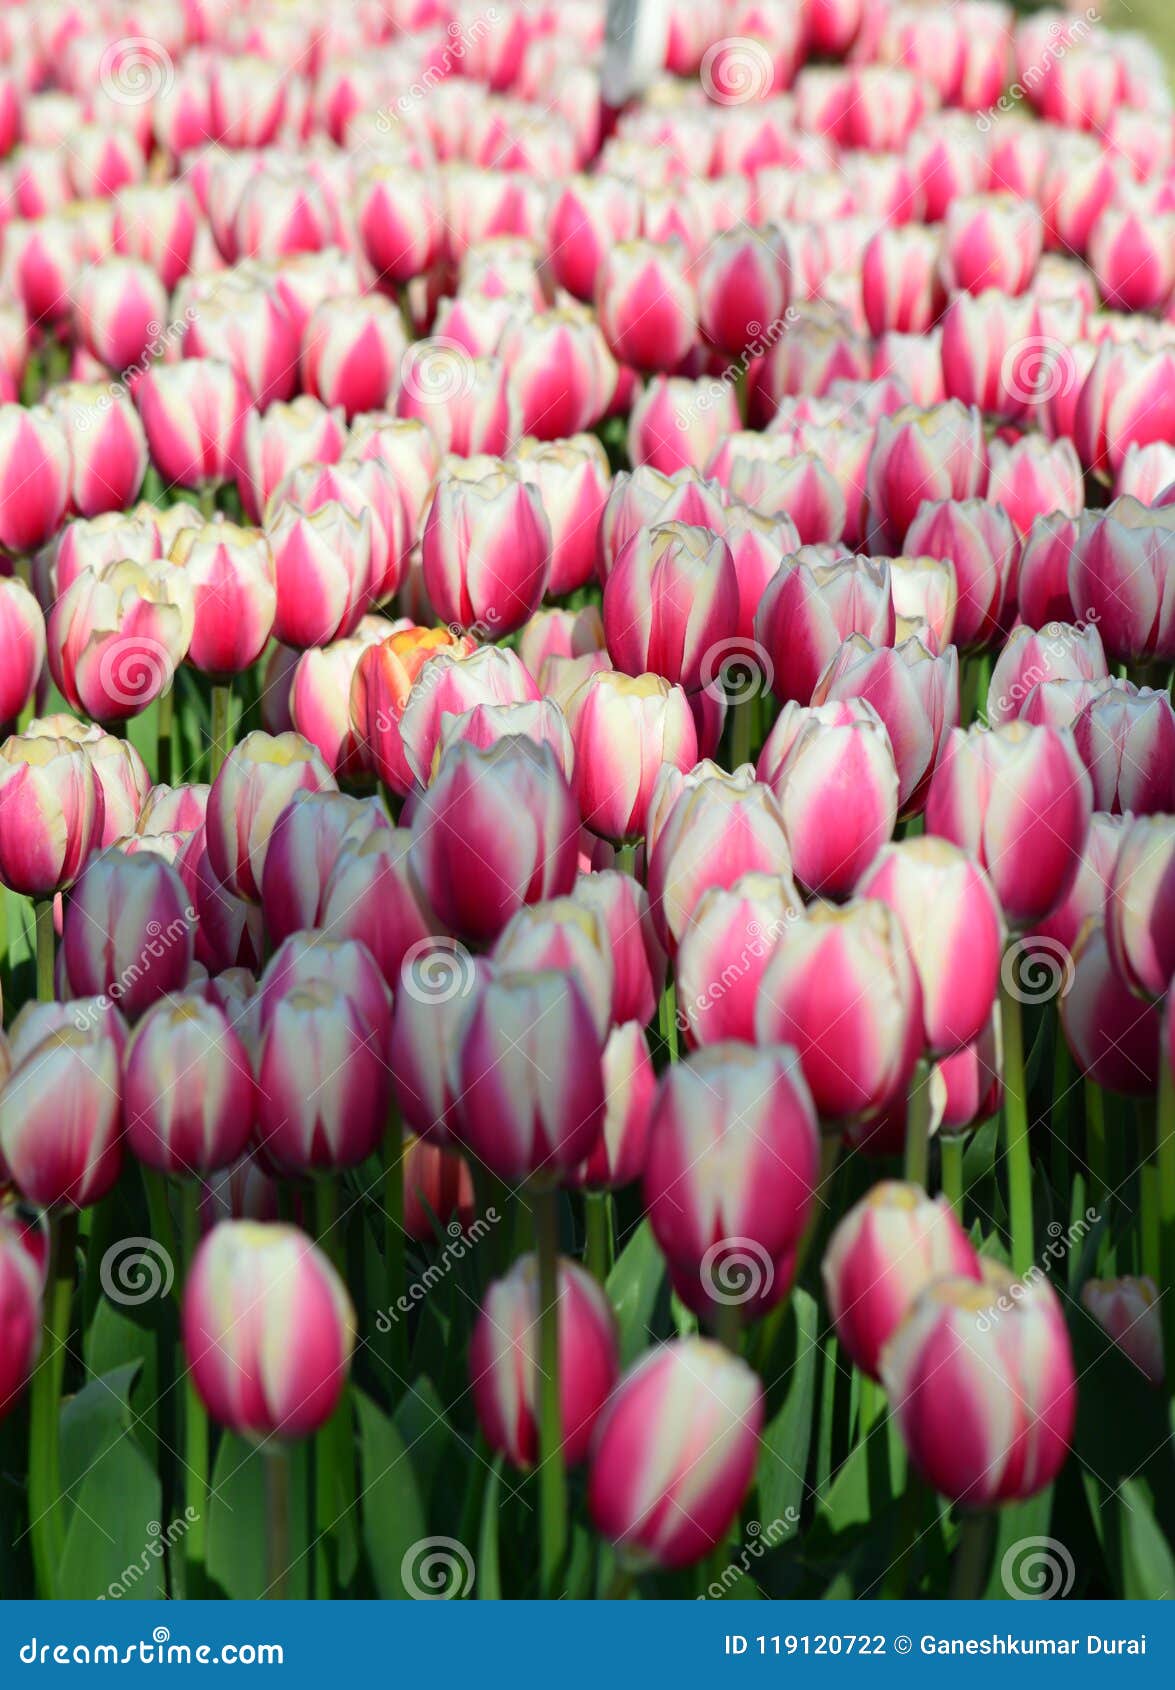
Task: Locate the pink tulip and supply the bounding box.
[755,553,895,707]
[571,1021,657,1190]
[346,415,440,545]
[546,175,642,302]
[257,790,389,948]
[595,240,698,373]
[395,644,538,789]
[183,1222,354,1439]
[603,520,738,692]
[511,436,610,597]
[265,499,372,650]
[1062,921,1161,1094]
[493,897,614,1041]
[986,435,1084,538]
[696,226,790,356]
[63,849,193,1019]
[205,731,336,904]
[237,397,347,525]
[47,559,192,723]
[166,520,275,678]
[319,827,438,994]
[354,163,444,285]
[942,194,1042,296]
[135,358,251,491]
[0,1026,122,1210]
[986,621,1108,727]
[1017,512,1081,630]
[861,225,944,337]
[72,257,169,374]
[569,869,666,1030]
[256,980,391,1174]
[626,376,740,479]
[46,384,147,519]
[1075,339,1175,478]
[500,305,615,440]
[421,460,551,637]
[111,183,200,291]
[302,294,408,420]
[1089,205,1175,315]
[936,1008,1004,1133]
[570,671,697,845]
[813,634,958,815]
[767,706,899,899]
[0,404,70,555]
[48,508,163,599]
[882,1263,1075,1504]
[904,498,1018,651]
[125,996,255,1177]
[396,347,519,458]
[1083,1277,1164,1386]
[183,276,300,411]
[0,734,104,896]
[588,1338,764,1569]
[388,948,490,1149]
[471,1254,618,1468]
[823,1181,982,1379]
[0,1227,41,1418]
[676,872,801,1048]
[864,402,988,553]
[0,579,45,727]
[1105,815,1175,1002]
[1067,497,1175,666]
[401,1134,474,1242]
[1116,442,1175,506]
[1074,686,1175,816]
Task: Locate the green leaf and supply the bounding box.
[756,1289,818,1538]
[1117,1480,1175,1600]
[983,1489,1055,1598]
[57,1365,163,1600]
[607,1220,666,1365]
[83,1301,160,1457]
[393,1377,455,1515]
[205,1433,310,1599]
[475,1456,503,1598]
[355,1389,429,1598]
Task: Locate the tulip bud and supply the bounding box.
[0,579,45,727]
[265,499,373,651]
[509,435,611,598]
[864,402,988,552]
[569,869,666,1029]
[354,163,444,285]
[349,626,474,794]
[986,620,1108,727]
[1082,1277,1164,1386]
[72,256,169,374]
[183,1222,355,1439]
[546,175,642,302]
[823,1181,982,1379]
[570,671,697,845]
[604,521,739,692]
[1062,921,1160,1094]
[493,899,614,1040]
[47,558,192,724]
[675,873,800,1049]
[697,226,790,357]
[755,900,923,1124]
[135,358,251,491]
[882,1264,1076,1505]
[926,722,1092,928]
[1074,340,1175,480]
[888,554,958,652]
[500,305,615,441]
[942,194,1042,296]
[0,404,70,554]
[63,849,193,1019]
[125,995,255,1177]
[769,707,899,899]
[587,1338,764,1569]
[237,397,347,526]
[1105,815,1175,1003]
[410,741,579,945]
[302,294,408,420]
[398,645,541,788]
[0,1026,122,1210]
[259,791,389,948]
[206,731,337,903]
[421,460,551,638]
[595,240,698,373]
[169,521,276,677]
[471,1253,619,1468]
[1067,498,1175,666]
[1074,686,1175,816]
[0,1226,41,1417]
[903,498,1018,651]
[755,553,895,707]
[0,734,104,896]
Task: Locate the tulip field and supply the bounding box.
[2,0,1175,1617]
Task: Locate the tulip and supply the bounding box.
[925,722,1092,928]
[571,1021,657,1190]
[183,1222,354,1440]
[546,175,642,303]
[1017,513,1081,630]
[1074,339,1175,479]
[46,385,148,520]
[861,225,944,337]
[647,768,792,953]
[986,621,1108,727]
[135,358,251,491]
[936,1008,1004,1134]
[471,1254,619,1467]
[942,194,1042,296]
[205,731,337,904]
[696,226,790,357]
[1082,1277,1164,1386]
[346,415,441,545]
[1067,498,1175,667]
[813,635,958,816]
[259,792,389,949]
[388,948,490,1149]
[1105,815,1175,1002]
[63,849,193,1019]
[348,627,476,795]
[111,183,200,291]
[49,509,163,599]
[3,216,83,329]
[645,1044,820,1322]
[768,707,899,899]
[587,1338,764,1569]
[353,163,444,285]
[397,645,541,790]
[0,1226,41,1418]
[1074,687,1175,817]
[603,521,739,692]
[569,870,666,1030]
[882,1263,1076,1504]
[266,499,373,650]
[182,276,300,412]
[400,1132,474,1242]
[319,827,438,994]
[595,240,698,373]
[456,968,604,1181]
[47,559,192,724]
[71,728,150,847]
[255,980,391,1174]
[1062,921,1161,1095]
[125,996,256,1177]
[1116,442,1175,506]
[512,436,610,597]
[858,837,1005,1055]
[421,460,551,638]
[823,1181,982,1379]
[440,697,573,785]
[755,900,924,1124]
[864,402,988,553]
[0,735,104,897]
[237,398,347,525]
[903,499,1018,652]
[0,1026,122,1210]
[500,306,615,441]
[302,294,408,420]
[0,405,70,555]
[755,553,895,707]
[0,580,45,727]
[627,376,740,480]
[888,554,958,652]
[396,347,519,458]
[675,872,801,1049]
[570,671,697,845]
[1089,206,1175,315]
[410,740,580,946]
[168,521,276,678]
[72,257,169,374]
[986,435,1084,538]
[493,898,614,1041]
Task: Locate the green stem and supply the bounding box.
[658,982,678,1062]
[314,1180,340,1599]
[1085,1080,1108,1205]
[1157,1053,1175,1398]
[903,1059,931,1191]
[181,1185,207,1598]
[34,898,55,1001]
[265,1448,291,1600]
[858,1374,885,1440]
[157,686,174,786]
[535,1187,566,1597]
[1000,970,1034,1276]
[198,483,218,520]
[730,693,752,771]
[949,1510,994,1599]
[142,1169,179,1289]
[584,1191,611,1284]
[384,1134,407,1390]
[209,680,233,782]
[713,1300,742,1354]
[27,1211,77,1598]
[940,1135,965,1220]
[616,841,637,880]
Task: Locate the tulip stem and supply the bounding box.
[1084,1080,1107,1205]
[903,1059,931,1191]
[157,686,174,785]
[729,695,753,771]
[659,983,678,1062]
[616,841,637,879]
[180,1184,208,1598]
[27,1210,76,1598]
[264,1447,291,1600]
[209,682,233,781]
[1157,1054,1175,1402]
[535,1186,566,1597]
[714,1301,742,1355]
[383,1133,408,1392]
[1000,971,1034,1276]
[314,1180,341,1599]
[950,1509,994,1599]
[940,1135,965,1220]
[34,898,54,1001]
[584,1192,611,1283]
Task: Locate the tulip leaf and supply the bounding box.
[56,1364,163,1599]
[205,1433,310,1599]
[475,1455,503,1598]
[1116,1479,1175,1600]
[83,1301,161,1459]
[393,1377,457,1517]
[982,1489,1055,1598]
[60,1362,143,1493]
[355,1389,430,1599]
[606,1220,667,1364]
[756,1288,818,1538]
